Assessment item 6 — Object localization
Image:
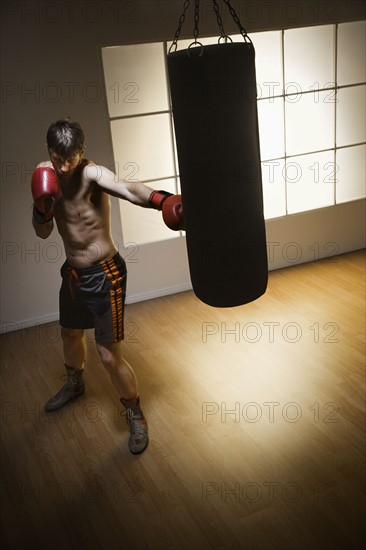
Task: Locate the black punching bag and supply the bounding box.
[167,41,268,307]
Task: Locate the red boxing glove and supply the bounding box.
[31,167,60,224]
[162,194,184,231]
[148,190,172,210]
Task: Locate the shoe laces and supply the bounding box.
[122,408,146,440]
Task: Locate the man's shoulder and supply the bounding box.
[82,162,112,183]
[81,161,107,193]
[36,160,53,169]
[82,160,99,180]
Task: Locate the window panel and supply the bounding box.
[120,179,179,245]
[252,31,283,99]
[286,151,335,214]
[336,145,366,204]
[102,43,169,118]
[337,21,366,86]
[284,25,335,92]
[285,91,335,156]
[261,159,286,219]
[257,97,285,161]
[111,114,175,182]
[336,85,366,147]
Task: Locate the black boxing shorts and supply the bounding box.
[59,252,127,343]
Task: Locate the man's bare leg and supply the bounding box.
[44,327,86,412]
[62,327,87,370]
[95,341,136,398]
[96,341,148,454]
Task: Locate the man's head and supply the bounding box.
[47,119,86,179]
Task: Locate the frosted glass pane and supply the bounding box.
[336,145,366,204]
[284,25,335,92]
[261,159,286,219]
[102,43,169,117]
[252,31,283,99]
[111,114,175,182]
[336,85,366,147]
[120,179,179,245]
[337,21,366,86]
[286,151,335,214]
[285,91,335,156]
[258,97,285,161]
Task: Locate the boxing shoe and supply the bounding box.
[44,365,85,412]
[120,396,149,455]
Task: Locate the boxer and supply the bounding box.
[31,118,184,454]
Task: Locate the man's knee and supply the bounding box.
[96,342,121,372]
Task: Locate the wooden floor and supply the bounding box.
[1,250,365,550]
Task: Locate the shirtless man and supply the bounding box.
[32,119,183,454]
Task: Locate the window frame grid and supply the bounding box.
[102,21,366,232]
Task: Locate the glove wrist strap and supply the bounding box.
[148,190,173,210]
[33,204,51,224]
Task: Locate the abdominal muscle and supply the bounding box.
[60,228,118,269]
[54,176,118,269]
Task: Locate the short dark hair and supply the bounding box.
[46,119,85,157]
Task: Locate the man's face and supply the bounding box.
[49,149,83,180]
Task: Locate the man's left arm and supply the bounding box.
[90,164,184,230]
[90,165,153,206]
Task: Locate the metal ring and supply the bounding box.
[218,35,233,44]
[187,41,204,58]
[168,43,178,54]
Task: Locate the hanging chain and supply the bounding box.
[168,0,251,54]
[213,0,227,41]
[193,0,200,43]
[223,0,251,42]
[169,0,190,53]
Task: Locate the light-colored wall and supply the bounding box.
[1,0,365,331]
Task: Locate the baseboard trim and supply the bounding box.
[0,283,194,335]
[0,313,60,335]
[125,282,193,305]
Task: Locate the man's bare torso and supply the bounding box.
[39,159,117,268]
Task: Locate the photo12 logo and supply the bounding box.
[201,401,340,424]
[201,479,341,504]
[201,321,340,344]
